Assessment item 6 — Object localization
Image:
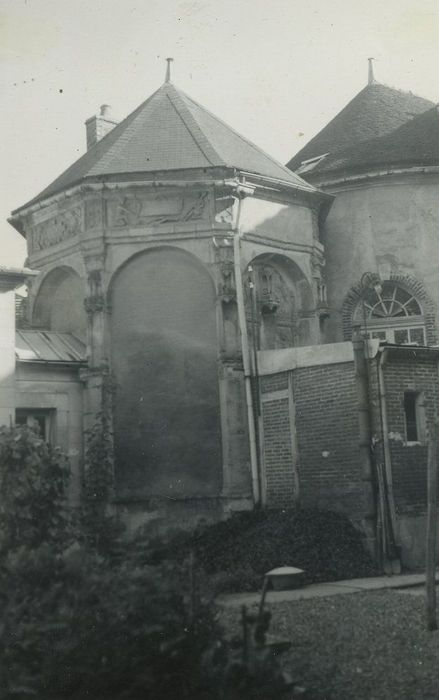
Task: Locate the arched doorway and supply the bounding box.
[110,248,222,499]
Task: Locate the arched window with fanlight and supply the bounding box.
[353,281,426,345]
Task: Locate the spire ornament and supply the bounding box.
[368,57,375,85]
[165,57,174,82]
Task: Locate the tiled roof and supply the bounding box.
[320,104,439,173]
[287,82,436,177]
[15,330,86,363]
[15,82,314,212]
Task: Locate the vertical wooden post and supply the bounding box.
[426,420,439,631]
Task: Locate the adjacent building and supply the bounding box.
[3,63,439,563]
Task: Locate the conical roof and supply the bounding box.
[322,103,439,173]
[15,81,314,213]
[287,82,435,178]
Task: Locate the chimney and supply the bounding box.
[85,104,118,150]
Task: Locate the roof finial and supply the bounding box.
[368,57,375,85]
[165,57,174,83]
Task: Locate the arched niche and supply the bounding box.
[243,254,314,349]
[32,266,87,340]
[109,247,222,499]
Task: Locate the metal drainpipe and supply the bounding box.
[352,325,377,555]
[377,347,399,540]
[233,192,261,506]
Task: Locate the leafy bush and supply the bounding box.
[0,542,298,700]
[81,412,125,555]
[0,544,215,699]
[0,425,72,554]
[134,508,378,593]
[0,425,295,699]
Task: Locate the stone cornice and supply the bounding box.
[9,168,333,233]
[307,165,439,192]
[241,232,324,257]
[0,266,38,292]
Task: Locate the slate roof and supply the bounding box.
[15,81,314,213]
[15,330,86,363]
[323,104,439,173]
[287,82,436,177]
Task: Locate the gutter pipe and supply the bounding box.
[232,186,261,506]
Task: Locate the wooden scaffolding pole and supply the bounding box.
[426,420,439,631]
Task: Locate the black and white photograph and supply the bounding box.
[1,1,439,698]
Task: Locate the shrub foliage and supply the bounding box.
[136,508,378,593]
[0,426,71,554]
[0,425,295,699]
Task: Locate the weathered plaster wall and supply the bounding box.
[110,247,223,499]
[321,176,439,341]
[33,268,87,339]
[15,363,84,504]
[240,197,317,247]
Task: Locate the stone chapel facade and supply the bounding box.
[3,69,439,554]
[7,77,330,526]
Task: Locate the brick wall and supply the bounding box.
[261,395,295,506]
[260,364,366,516]
[292,362,366,518]
[260,373,295,506]
[260,348,439,523]
[376,352,439,515]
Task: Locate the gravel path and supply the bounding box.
[219,589,439,700]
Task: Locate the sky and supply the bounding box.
[1,0,438,266]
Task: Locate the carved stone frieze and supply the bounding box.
[84,269,108,314]
[109,191,209,228]
[85,199,103,229]
[219,260,236,303]
[214,195,235,224]
[30,206,83,252]
[84,294,107,315]
[244,264,295,318]
[214,241,236,303]
[310,251,325,278]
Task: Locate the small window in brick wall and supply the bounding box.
[403,392,425,443]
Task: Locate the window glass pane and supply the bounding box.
[32,415,46,438]
[394,329,409,344]
[357,281,426,344]
[15,410,52,442]
[409,328,425,345]
[392,307,407,318]
[394,286,411,304]
[405,299,422,315]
